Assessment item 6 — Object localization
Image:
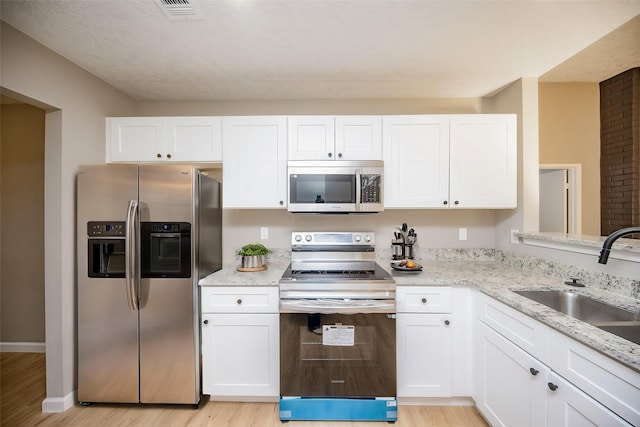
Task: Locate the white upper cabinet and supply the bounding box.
[287,116,335,160]
[164,117,222,162]
[383,115,450,208]
[107,116,222,163]
[222,116,287,209]
[335,116,382,160]
[449,114,517,208]
[288,115,382,161]
[384,114,516,209]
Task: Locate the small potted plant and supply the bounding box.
[237,243,270,270]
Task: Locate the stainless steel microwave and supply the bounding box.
[287,160,384,213]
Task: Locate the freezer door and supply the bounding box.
[138,165,199,404]
[77,165,140,403]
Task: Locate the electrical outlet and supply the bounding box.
[260,227,269,240]
[511,229,519,244]
[458,228,468,241]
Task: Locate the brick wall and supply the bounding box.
[600,68,640,236]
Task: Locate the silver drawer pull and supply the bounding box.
[236,298,243,305]
[421,298,428,304]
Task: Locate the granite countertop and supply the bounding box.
[200,257,640,373]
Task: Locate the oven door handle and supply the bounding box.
[280,299,395,314]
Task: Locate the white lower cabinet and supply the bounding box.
[476,321,548,427]
[397,313,452,397]
[397,286,472,400]
[475,293,634,427]
[547,372,631,427]
[201,287,279,401]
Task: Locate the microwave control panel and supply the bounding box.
[361,175,382,203]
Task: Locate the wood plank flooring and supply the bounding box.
[1,353,489,426]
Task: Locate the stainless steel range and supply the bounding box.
[279,232,397,422]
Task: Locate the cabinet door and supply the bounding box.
[476,322,547,427]
[164,117,222,162]
[107,117,164,162]
[549,329,640,426]
[222,116,287,208]
[547,372,630,427]
[383,115,450,208]
[288,116,335,160]
[201,313,279,399]
[335,116,382,160]
[449,114,517,208]
[397,313,452,397]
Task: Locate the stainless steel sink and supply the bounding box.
[513,290,640,345]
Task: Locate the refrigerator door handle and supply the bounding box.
[125,200,139,311]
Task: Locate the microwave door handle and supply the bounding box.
[125,200,138,311]
[355,169,362,211]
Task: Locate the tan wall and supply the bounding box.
[0,104,46,344]
[1,21,136,406]
[538,83,600,235]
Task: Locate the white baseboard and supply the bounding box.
[42,391,76,413]
[397,396,476,406]
[0,342,46,353]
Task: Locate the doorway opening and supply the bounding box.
[539,164,582,234]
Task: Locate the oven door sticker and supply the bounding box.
[322,324,355,346]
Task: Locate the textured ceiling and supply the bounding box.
[1,0,639,101]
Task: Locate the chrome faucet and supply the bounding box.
[598,227,640,264]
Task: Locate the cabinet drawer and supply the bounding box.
[201,287,279,313]
[477,292,550,363]
[549,329,640,426]
[397,286,451,313]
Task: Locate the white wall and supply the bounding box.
[1,22,135,411]
[222,209,498,264]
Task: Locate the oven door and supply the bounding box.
[280,310,396,398]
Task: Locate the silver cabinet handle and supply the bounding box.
[125,200,139,311]
[166,153,172,159]
[236,298,243,305]
[421,298,427,304]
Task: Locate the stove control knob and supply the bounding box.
[305,234,313,242]
[364,234,372,242]
[294,234,302,242]
[354,234,361,242]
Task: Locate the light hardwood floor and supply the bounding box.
[1,353,489,426]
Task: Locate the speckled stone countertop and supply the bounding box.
[517,231,640,254]
[388,259,640,372]
[199,249,640,373]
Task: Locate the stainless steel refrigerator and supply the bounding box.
[77,164,221,406]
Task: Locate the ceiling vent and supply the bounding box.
[155,0,204,20]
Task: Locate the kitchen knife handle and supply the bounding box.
[125,199,139,311]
